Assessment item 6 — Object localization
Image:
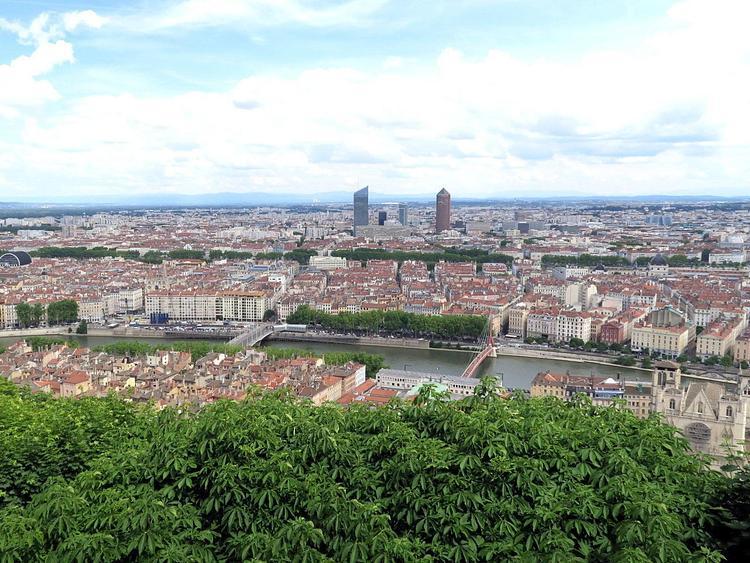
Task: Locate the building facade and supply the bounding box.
[398,203,408,226]
[651,362,750,462]
[631,323,691,358]
[353,186,369,233]
[435,188,451,233]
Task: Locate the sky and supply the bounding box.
[1,0,750,201]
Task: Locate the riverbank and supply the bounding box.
[266,332,431,349]
[0,328,648,373]
[494,345,652,372]
[1,332,647,390]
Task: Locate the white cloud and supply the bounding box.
[0,10,106,45]
[121,0,389,32]
[2,0,750,197]
[62,10,108,33]
[0,10,106,117]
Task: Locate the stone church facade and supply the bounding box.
[651,361,749,461]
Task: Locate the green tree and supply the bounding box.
[0,389,730,561]
[46,300,78,325]
[615,355,637,366]
[75,320,88,334]
[287,305,486,340]
[720,354,734,368]
[262,309,276,322]
[15,303,33,328]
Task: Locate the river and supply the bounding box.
[0,334,646,390]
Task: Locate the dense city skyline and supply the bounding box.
[2,0,750,199]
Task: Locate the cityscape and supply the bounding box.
[2,0,750,561]
[2,191,750,459]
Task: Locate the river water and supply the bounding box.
[0,334,646,390]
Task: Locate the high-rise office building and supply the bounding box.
[353,186,369,234]
[435,188,451,233]
[398,203,408,226]
[378,211,387,225]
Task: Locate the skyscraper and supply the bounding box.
[398,203,408,226]
[435,188,451,233]
[353,186,369,234]
[378,211,387,225]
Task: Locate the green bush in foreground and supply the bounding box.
[0,378,737,562]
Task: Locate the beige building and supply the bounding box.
[531,371,648,418]
[309,255,347,270]
[218,291,275,322]
[696,316,746,360]
[631,323,690,358]
[78,298,105,323]
[1,303,17,328]
[507,306,529,338]
[652,362,750,462]
[527,309,557,339]
[554,311,592,343]
[146,292,218,322]
[735,331,750,364]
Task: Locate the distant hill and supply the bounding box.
[5,191,750,208]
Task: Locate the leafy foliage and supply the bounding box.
[46,300,79,325]
[263,346,387,377]
[283,248,318,265]
[26,337,80,352]
[208,249,255,261]
[288,305,486,339]
[331,247,514,267]
[0,382,731,562]
[93,340,243,363]
[541,254,631,267]
[15,303,45,328]
[167,249,206,260]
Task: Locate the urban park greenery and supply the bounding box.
[93,340,243,363]
[262,346,387,377]
[0,377,744,561]
[14,303,46,328]
[541,254,631,268]
[46,299,79,325]
[287,305,486,340]
[26,336,80,351]
[88,340,387,376]
[331,247,514,267]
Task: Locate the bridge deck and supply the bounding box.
[461,344,494,378]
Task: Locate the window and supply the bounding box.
[726,406,733,417]
[669,399,675,410]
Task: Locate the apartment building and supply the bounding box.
[527,309,557,339]
[146,292,218,322]
[531,371,651,419]
[554,311,592,342]
[696,316,746,359]
[376,369,480,398]
[507,306,529,338]
[218,290,276,322]
[735,330,750,364]
[631,323,691,358]
[309,255,347,271]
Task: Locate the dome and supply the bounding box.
[649,253,668,266]
[0,251,32,267]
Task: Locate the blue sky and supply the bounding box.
[1,0,749,200]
